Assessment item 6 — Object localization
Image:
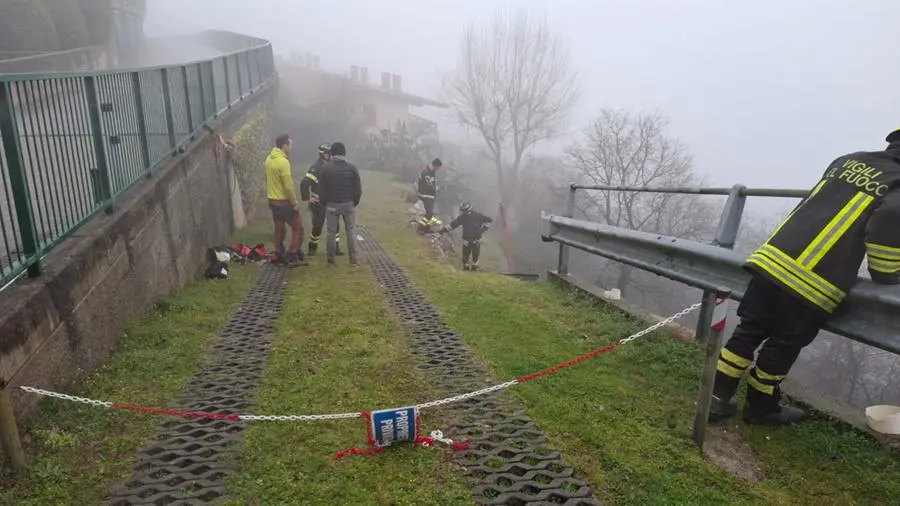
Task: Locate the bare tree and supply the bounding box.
[566,108,717,294]
[444,8,580,269]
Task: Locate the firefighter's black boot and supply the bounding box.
[307,243,318,257]
[743,385,807,425]
[708,371,739,423]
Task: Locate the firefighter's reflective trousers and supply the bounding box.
[716,275,827,406]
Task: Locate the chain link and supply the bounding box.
[19,385,113,408]
[617,302,702,345]
[18,303,700,421]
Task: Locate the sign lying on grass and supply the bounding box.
[370,407,417,447]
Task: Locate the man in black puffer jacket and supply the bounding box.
[319,142,362,266]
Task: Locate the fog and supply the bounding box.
[146,0,899,190]
[142,1,900,411]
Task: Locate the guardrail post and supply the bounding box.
[130,72,151,175]
[0,83,41,278]
[84,76,114,211]
[691,184,746,448]
[0,378,26,473]
[691,289,729,448]
[160,68,176,150]
[557,184,576,276]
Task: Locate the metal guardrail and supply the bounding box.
[0,33,276,286]
[541,183,900,446]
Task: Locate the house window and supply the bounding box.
[363,104,377,126]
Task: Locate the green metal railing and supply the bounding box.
[0,36,275,286]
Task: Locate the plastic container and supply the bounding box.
[865,405,900,435]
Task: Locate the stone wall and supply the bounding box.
[0,81,276,426]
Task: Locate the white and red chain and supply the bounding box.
[19,302,701,422]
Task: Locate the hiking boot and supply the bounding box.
[708,372,740,423]
[743,386,807,425]
[743,405,807,425]
[708,395,738,423]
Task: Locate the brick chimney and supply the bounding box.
[391,74,402,92]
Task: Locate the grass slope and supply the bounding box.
[358,169,900,506]
[0,217,270,505]
[225,244,472,505]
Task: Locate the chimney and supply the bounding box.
[360,67,369,84]
[392,74,402,92]
[350,65,359,81]
[312,55,320,69]
[381,72,391,89]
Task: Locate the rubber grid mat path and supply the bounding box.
[105,264,290,505]
[357,227,600,506]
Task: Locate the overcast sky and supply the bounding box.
[145,0,898,194]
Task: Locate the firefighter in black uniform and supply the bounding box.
[710,128,900,426]
[416,158,442,228]
[441,202,492,271]
[300,144,342,257]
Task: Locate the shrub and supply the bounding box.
[231,112,274,217]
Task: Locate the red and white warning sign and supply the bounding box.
[711,297,729,332]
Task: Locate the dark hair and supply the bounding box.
[330,142,346,156]
[431,158,443,167]
[275,134,291,148]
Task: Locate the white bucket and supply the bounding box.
[865,405,900,435]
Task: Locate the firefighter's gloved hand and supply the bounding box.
[481,223,491,231]
[869,269,900,285]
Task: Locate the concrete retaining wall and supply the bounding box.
[0,81,276,426]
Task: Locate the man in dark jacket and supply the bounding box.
[300,143,342,257]
[415,158,442,227]
[318,142,362,266]
[710,128,900,426]
[441,202,493,271]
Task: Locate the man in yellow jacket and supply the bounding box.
[265,134,307,267]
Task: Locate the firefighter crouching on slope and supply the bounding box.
[440,202,492,271]
[416,158,443,228]
[265,134,308,267]
[300,143,343,257]
[710,128,900,426]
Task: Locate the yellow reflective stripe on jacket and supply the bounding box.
[866,242,900,260]
[768,179,828,240]
[797,192,874,269]
[746,251,839,312]
[867,256,900,274]
[757,244,845,301]
[867,240,900,273]
[304,172,319,183]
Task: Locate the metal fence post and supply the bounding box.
[206,61,217,117]
[223,56,232,107]
[84,76,113,211]
[181,66,193,134]
[160,68,176,150]
[130,72,151,175]
[235,53,244,98]
[691,184,746,448]
[0,83,41,277]
[0,378,26,473]
[557,184,576,276]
